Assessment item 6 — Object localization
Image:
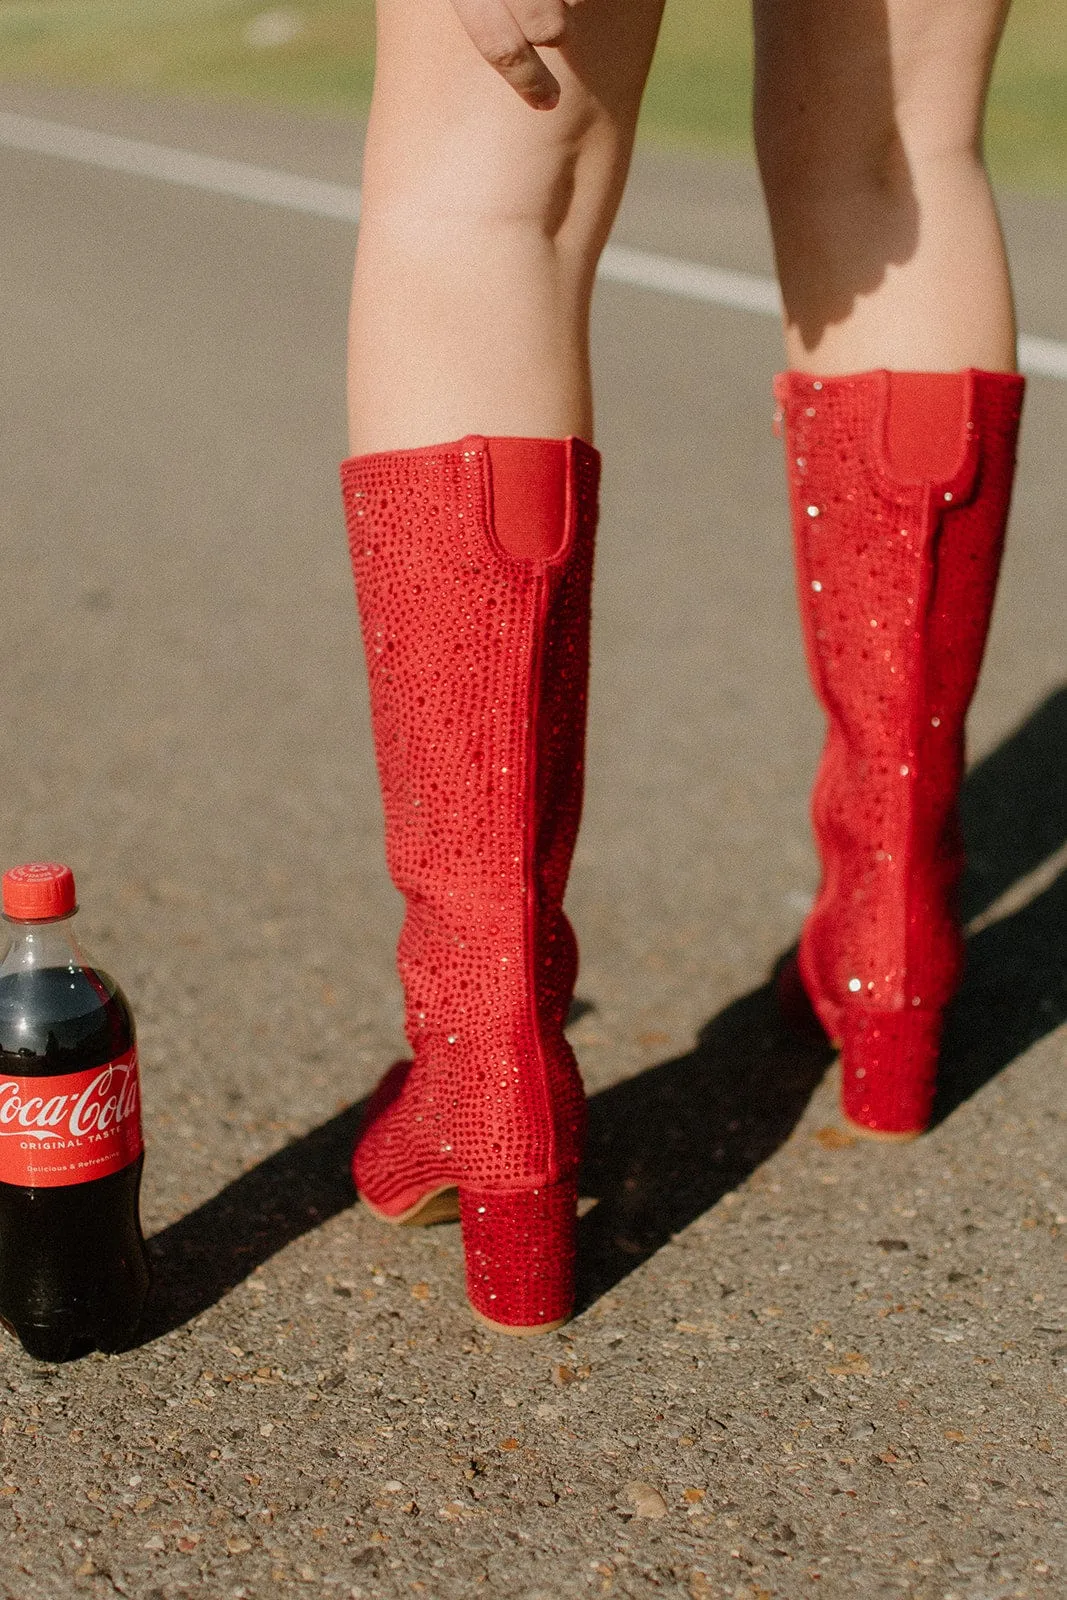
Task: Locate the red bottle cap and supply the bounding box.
[2,863,77,921]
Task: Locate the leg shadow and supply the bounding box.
[939,864,1067,1120]
[129,688,1067,1337]
[958,685,1067,921]
[577,983,834,1310]
[580,685,1067,1303]
[134,1100,364,1345]
[936,685,1067,1120]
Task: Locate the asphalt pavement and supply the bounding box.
[0,83,1064,1600]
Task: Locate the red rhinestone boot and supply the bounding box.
[340,435,599,1332]
[775,369,1024,1137]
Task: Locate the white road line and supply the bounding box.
[0,109,361,222]
[1016,333,1067,382]
[598,242,782,318]
[2,108,1065,383]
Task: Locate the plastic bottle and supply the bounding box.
[0,863,149,1360]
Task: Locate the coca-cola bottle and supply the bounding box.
[0,863,149,1360]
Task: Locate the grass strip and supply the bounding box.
[0,0,1063,192]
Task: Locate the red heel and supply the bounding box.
[460,1179,578,1334]
[341,435,599,1331]
[776,369,1024,1137]
[839,1008,943,1139]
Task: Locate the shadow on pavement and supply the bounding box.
[138,1102,363,1344]
[578,684,1067,1306]
[576,981,833,1311]
[958,685,1067,921]
[939,683,1067,1120]
[138,687,1067,1336]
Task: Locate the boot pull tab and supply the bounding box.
[881,370,979,498]
[484,436,571,562]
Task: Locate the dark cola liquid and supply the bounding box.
[0,966,149,1361]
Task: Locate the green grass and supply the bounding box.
[0,3,378,107]
[982,3,1067,191]
[640,0,754,157]
[643,0,1067,192]
[0,0,1064,192]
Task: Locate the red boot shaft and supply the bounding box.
[776,369,1024,1135]
[341,435,599,1328]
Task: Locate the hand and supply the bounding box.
[449,0,582,110]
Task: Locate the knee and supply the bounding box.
[374,104,618,249]
[753,0,994,236]
[755,45,988,234]
[362,0,656,259]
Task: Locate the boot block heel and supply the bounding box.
[459,1178,578,1335]
[840,1008,943,1139]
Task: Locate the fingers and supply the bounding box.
[449,0,567,109]
[513,0,569,46]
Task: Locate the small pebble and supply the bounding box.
[622,1481,668,1519]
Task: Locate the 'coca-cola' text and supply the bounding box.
[0,1049,143,1187]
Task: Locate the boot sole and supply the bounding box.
[842,1115,923,1143]
[361,1185,461,1227]
[470,1306,569,1337]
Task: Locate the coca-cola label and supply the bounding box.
[0,1049,143,1187]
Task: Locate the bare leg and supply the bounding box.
[759,2,1026,1138]
[753,0,1017,373]
[348,0,665,453]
